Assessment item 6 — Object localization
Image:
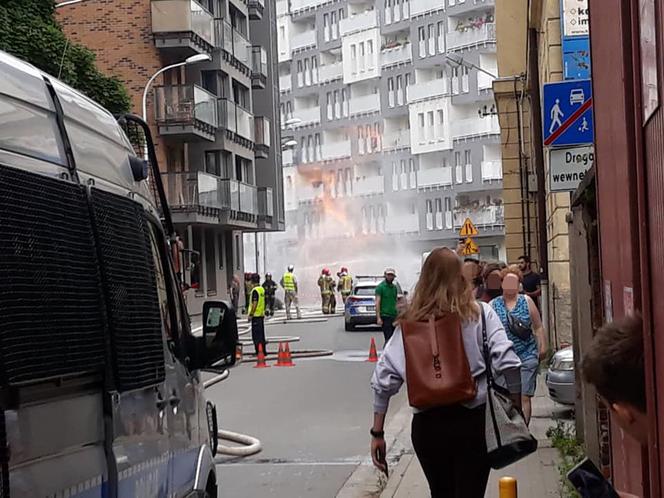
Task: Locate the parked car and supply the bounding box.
[343,276,406,331]
[546,347,576,406]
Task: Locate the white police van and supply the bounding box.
[0,50,237,497]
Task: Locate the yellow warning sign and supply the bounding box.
[459,218,479,237]
[461,237,480,256]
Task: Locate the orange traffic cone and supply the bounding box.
[275,342,286,367]
[254,343,270,368]
[281,342,295,367]
[367,337,379,363]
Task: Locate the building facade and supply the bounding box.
[273,0,504,283]
[58,0,284,316]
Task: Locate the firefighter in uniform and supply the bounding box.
[318,268,336,314]
[248,273,267,355]
[280,265,302,320]
[262,273,278,317]
[337,267,353,304]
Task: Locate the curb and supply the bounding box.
[335,400,412,498]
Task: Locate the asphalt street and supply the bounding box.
[204,309,408,497]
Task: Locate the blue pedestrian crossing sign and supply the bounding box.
[543,79,594,147]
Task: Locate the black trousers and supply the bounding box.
[251,317,266,355]
[411,404,490,498]
[265,294,275,316]
[381,315,396,343]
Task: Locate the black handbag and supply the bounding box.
[481,310,538,469]
[507,310,533,341]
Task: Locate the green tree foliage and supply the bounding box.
[0,0,130,114]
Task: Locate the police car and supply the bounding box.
[343,276,405,331]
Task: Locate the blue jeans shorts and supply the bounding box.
[520,358,539,397]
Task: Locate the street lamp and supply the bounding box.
[445,54,497,79]
[141,53,212,121]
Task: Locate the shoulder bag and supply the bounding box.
[481,309,538,469]
[401,313,477,410]
[505,296,533,341]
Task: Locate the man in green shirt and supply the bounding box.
[375,268,399,343]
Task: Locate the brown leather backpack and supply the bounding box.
[401,313,477,409]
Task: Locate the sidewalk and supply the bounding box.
[380,376,562,498]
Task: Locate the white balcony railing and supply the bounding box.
[290,0,327,13]
[291,29,317,51]
[318,62,343,82]
[381,43,412,68]
[385,213,419,234]
[349,93,381,116]
[417,167,453,187]
[294,106,321,126]
[453,205,504,228]
[279,74,292,92]
[453,115,500,139]
[322,140,352,160]
[353,176,385,196]
[447,23,496,50]
[339,10,378,36]
[410,0,444,17]
[282,148,294,166]
[382,129,411,151]
[406,78,449,103]
[299,185,324,202]
[481,160,503,181]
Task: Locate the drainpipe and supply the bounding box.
[528,27,551,336]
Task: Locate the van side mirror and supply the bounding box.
[188,301,238,371]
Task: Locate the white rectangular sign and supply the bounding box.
[562,0,589,37]
[550,146,594,192]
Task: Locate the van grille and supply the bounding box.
[0,165,105,386]
[90,189,164,392]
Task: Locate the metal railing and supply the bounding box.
[154,84,218,128]
[410,0,443,16]
[353,176,385,196]
[453,205,504,227]
[447,22,496,50]
[218,99,255,141]
[339,10,377,36]
[349,94,380,116]
[151,0,215,46]
[318,62,343,82]
[381,43,412,67]
[215,19,251,67]
[417,167,453,187]
[453,115,500,139]
[407,78,449,102]
[382,129,411,150]
[254,116,271,147]
[251,46,268,77]
[291,29,317,51]
[258,187,274,217]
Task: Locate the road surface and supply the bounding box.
[204,309,408,497]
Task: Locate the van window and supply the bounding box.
[148,223,174,340]
[0,95,67,165]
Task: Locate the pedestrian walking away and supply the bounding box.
[370,248,522,498]
[248,273,267,356]
[262,272,278,317]
[318,268,336,314]
[375,268,398,342]
[280,264,302,320]
[490,266,547,425]
[518,255,542,309]
[337,267,353,304]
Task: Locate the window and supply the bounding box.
[359,42,366,71]
[427,111,435,142]
[312,57,319,84]
[437,110,445,140]
[331,11,338,39]
[217,232,225,270]
[345,168,352,195]
[334,90,340,118]
[385,0,393,24]
[351,44,358,73]
[409,158,417,188]
[388,77,395,107]
[373,123,381,151]
[394,0,401,22]
[396,75,404,105]
[191,228,202,293]
[279,26,286,53]
[400,159,408,188]
[455,151,463,184]
[437,21,445,53]
[367,40,375,69]
[418,27,426,57]
[205,150,220,176]
[300,137,307,162]
[307,136,314,162]
[445,197,452,228]
[358,126,366,154]
[234,234,241,270]
[435,198,443,229]
[304,58,311,86]
[465,150,472,182]
[392,161,399,191]
[297,60,303,87]
[426,200,434,230]
[342,88,349,116]
[462,66,470,93]
[428,24,435,55]
[405,72,411,97]
[324,13,330,41]
[205,229,217,295]
[327,92,333,119]
[418,113,426,144]
[452,67,460,94]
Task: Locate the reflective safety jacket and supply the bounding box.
[251,285,266,317]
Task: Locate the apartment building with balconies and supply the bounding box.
[274,0,503,262]
[58,0,283,315]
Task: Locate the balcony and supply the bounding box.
[282,148,294,166]
[258,187,274,219]
[453,205,504,228]
[385,213,419,234]
[291,30,317,52]
[254,117,271,158]
[151,0,214,56]
[417,167,453,188]
[406,78,449,103]
[279,74,292,93]
[410,0,444,17]
[339,10,378,36]
[154,84,218,142]
[290,0,327,14]
[299,185,324,203]
[251,46,268,89]
[248,0,264,20]
[381,43,412,68]
[215,19,251,70]
[354,176,385,196]
[293,106,321,127]
[481,160,503,181]
[447,23,496,50]
[322,140,352,161]
[318,62,343,83]
[218,99,254,143]
[453,115,500,139]
[382,129,411,151]
[349,94,381,117]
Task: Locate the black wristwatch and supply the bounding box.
[370,428,384,438]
